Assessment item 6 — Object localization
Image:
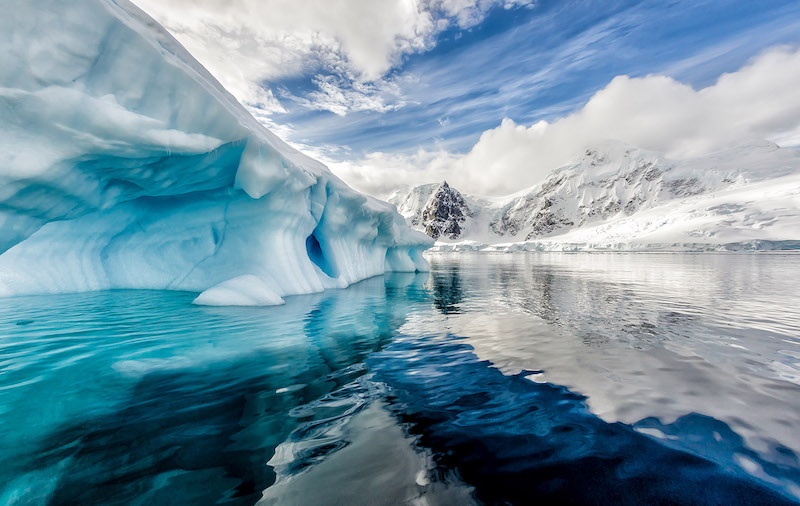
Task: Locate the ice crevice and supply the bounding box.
[0,0,432,305]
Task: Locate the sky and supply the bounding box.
[133,0,800,197]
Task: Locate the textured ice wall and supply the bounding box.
[0,0,431,305]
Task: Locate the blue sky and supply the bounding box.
[138,0,800,195]
[265,0,800,156]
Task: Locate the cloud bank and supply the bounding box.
[325,47,800,197]
[133,0,533,116]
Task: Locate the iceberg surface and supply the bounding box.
[0,0,431,305]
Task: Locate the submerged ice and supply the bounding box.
[0,0,431,304]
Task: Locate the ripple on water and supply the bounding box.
[1,255,800,504]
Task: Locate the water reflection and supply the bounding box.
[427,263,464,314]
[422,252,800,500]
[1,254,800,504]
[370,331,800,504]
[0,275,429,504]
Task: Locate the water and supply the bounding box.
[1,253,800,504]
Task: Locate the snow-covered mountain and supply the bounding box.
[391,181,474,239]
[389,141,800,251]
[0,0,431,305]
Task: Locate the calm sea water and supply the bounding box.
[2,253,800,504]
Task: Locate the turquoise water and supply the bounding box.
[1,253,800,504]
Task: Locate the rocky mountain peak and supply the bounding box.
[420,181,473,239]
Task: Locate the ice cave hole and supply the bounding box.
[306,231,337,278]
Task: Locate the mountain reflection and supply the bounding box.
[3,254,800,504]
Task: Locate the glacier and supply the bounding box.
[390,141,800,252]
[0,0,431,305]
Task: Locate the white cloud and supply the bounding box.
[325,149,458,198]
[326,46,800,197]
[133,0,531,117]
[294,74,408,116]
[435,0,534,28]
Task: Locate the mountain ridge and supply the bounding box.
[388,141,800,251]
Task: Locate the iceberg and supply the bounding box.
[0,0,431,305]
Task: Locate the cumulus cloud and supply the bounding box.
[326,46,800,197]
[133,0,532,117]
[324,149,458,197]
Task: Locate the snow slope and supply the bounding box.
[390,141,800,251]
[0,0,431,305]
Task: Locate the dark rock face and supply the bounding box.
[525,206,575,240]
[420,181,473,239]
[491,214,521,236]
[489,174,576,239]
[489,153,670,239]
[663,177,704,196]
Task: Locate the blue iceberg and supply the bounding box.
[0,0,431,305]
